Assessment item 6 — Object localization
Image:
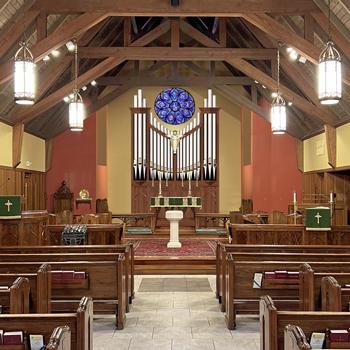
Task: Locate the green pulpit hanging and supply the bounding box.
[305,207,331,231]
[0,195,21,219]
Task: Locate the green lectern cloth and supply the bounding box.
[0,195,21,219]
[150,197,202,208]
[305,207,331,231]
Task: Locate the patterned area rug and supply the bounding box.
[138,277,212,292]
[133,239,216,257]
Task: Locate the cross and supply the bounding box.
[4,200,13,213]
[315,212,322,224]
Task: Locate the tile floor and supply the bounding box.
[93,275,260,350]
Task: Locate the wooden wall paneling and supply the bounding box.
[325,124,336,168]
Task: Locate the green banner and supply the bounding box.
[305,207,331,231]
[0,196,21,219]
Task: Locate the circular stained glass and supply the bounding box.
[154,88,195,125]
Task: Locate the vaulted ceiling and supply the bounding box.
[0,0,349,140]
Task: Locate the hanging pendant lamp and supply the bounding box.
[69,41,85,131]
[14,42,36,105]
[271,49,287,135]
[318,0,342,105]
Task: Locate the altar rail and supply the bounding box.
[227,224,350,245]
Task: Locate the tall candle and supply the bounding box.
[293,191,297,203]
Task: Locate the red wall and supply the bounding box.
[46,114,97,214]
[243,101,302,213]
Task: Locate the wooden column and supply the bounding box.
[12,123,24,168]
[325,124,336,168]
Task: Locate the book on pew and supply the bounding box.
[275,270,288,279]
[29,334,44,350]
[74,271,86,279]
[62,270,74,280]
[309,332,325,349]
[329,329,349,342]
[0,286,8,290]
[264,272,275,279]
[287,271,299,279]
[253,273,263,288]
[344,284,350,288]
[51,270,63,281]
[3,331,23,345]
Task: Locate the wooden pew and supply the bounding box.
[284,325,311,350]
[0,277,30,314]
[46,224,125,245]
[261,295,350,350]
[0,244,134,305]
[321,276,350,312]
[0,259,126,329]
[0,249,132,310]
[224,254,350,330]
[216,243,350,309]
[299,262,350,311]
[0,263,51,313]
[47,326,71,350]
[0,296,92,350]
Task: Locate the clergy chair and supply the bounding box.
[80,214,99,224]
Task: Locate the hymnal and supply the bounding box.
[51,270,63,280]
[275,270,288,279]
[264,272,275,279]
[74,271,86,279]
[3,331,23,345]
[253,273,263,288]
[0,286,8,290]
[287,271,299,279]
[29,334,44,350]
[329,329,349,342]
[62,270,74,280]
[309,332,325,349]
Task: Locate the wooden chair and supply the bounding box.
[97,212,112,224]
[53,181,74,213]
[80,214,99,224]
[268,211,288,224]
[55,210,73,224]
[96,198,109,213]
[46,326,71,350]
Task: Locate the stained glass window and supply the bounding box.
[154,87,195,125]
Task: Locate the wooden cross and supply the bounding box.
[4,200,13,212]
[315,212,322,224]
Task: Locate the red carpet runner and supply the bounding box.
[134,239,216,257]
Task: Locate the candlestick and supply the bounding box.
[293,191,297,203]
[330,192,334,203]
[188,177,192,197]
[158,174,162,197]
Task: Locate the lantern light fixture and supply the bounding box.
[271,49,287,135]
[14,41,36,105]
[318,0,342,105]
[68,40,85,131]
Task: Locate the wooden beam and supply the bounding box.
[226,57,336,125]
[242,13,350,86]
[77,46,277,60]
[180,20,220,48]
[32,0,318,15]
[304,14,315,43]
[219,18,227,47]
[36,11,47,41]
[45,139,53,172]
[311,10,350,62]
[0,12,109,85]
[12,123,24,168]
[325,124,336,168]
[215,85,270,121]
[123,17,132,46]
[171,19,180,48]
[14,56,126,124]
[129,20,170,47]
[245,22,339,122]
[97,75,253,86]
[0,9,39,60]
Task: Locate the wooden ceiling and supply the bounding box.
[0,0,349,140]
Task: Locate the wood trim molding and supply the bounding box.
[12,123,24,168]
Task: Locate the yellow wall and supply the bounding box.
[0,121,45,172]
[0,123,12,167]
[303,133,331,172]
[304,122,350,171]
[336,123,350,167]
[104,87,241,213]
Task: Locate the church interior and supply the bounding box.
[1,0,350,349]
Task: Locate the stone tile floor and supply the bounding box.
[93,275,260,350]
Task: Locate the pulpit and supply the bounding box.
[53,181,74,213]
[165,210,183,248]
